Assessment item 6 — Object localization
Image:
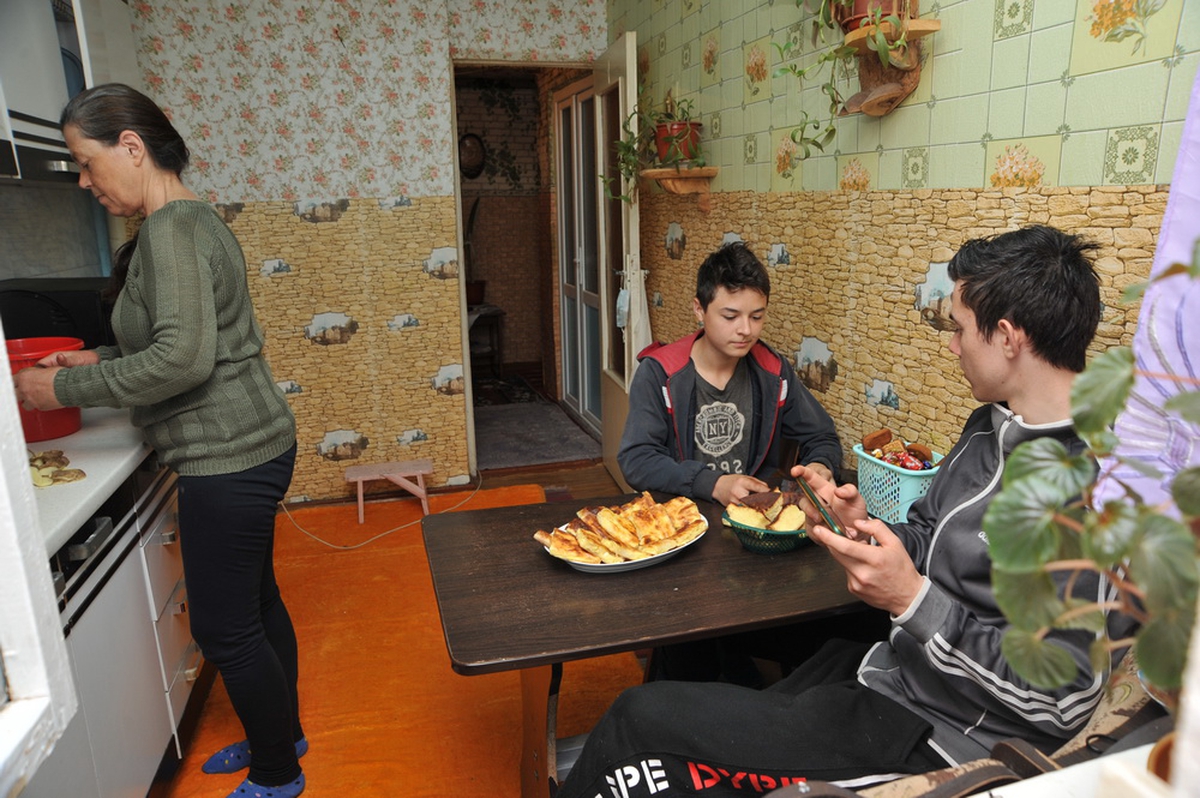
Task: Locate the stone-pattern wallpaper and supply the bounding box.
[228,196,467,499]
[637,186,1164,463]
[609,0,1199,192]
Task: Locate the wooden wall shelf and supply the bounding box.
[641,165,719,212]
[843,18,940,54]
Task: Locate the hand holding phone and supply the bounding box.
[791,476,848,537]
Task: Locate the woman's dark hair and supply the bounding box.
[62,84,189,298]
[948,225,1101,372]
[696,242,771,309]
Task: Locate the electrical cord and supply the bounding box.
[276,472,486,551]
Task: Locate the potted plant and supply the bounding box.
[606,92,708,204]
[983,247,1200,694]
[650,95,704,165]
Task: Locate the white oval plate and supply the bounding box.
[543,519,707,573]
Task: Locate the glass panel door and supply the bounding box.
[555,80,602,434]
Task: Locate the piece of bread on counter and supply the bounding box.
[740,490,784,521]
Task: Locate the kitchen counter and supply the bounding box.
[32,407,150,556]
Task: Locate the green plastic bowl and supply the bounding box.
[722,511,809,554]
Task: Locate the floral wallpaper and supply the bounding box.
[127,0,605,205]
[448,0,606,62]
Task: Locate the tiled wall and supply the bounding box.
[609,0,1199,192]
[637,186,1163,460]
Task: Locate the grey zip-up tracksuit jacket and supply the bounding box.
[858,403,1137,765]
[616,332,843,503]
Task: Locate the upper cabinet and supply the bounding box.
[0,0,140,182]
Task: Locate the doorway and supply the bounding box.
[454,65,602,473]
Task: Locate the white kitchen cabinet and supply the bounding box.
[21,536,169,798]
[72,0,141,89]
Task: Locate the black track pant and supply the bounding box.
[557,639,944,798]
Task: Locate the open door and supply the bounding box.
[593,32,644,492]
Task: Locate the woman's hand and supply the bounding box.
[714,474,771,506]
[14,366,65,411]
[37,349,100,368]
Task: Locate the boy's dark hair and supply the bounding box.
[696,242,771,309]
[948,225,1101,372]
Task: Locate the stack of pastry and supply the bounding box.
[534,492,707,565]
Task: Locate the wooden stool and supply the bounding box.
[344,459,433,523]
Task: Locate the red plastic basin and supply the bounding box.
[7,336,85,443]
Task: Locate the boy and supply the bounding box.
[618,241,842,507]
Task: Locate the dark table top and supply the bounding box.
[421,494,862,675]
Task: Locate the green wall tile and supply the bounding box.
[879,102,932,150]
[857,115,883,155]
[987,86,1026,140]
[1024,81,1067,137]
[878,148,903,189]
[930,94,989,145]
[802,154,837,191]
[991,33,1031,91]
[927,143,986,188]
[1065,63,1171,132]
[1165,57,1200,121]
[932,45,993,99]
[1157,121,1184,183]
[1031,0,1076,28]
[1027,24,1073,85]
[1058,130,1107,186]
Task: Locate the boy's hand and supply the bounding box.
[789,464,870,540]
[809,519,924,616]
[714,474,770,507]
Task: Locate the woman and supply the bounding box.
[15,83,306,798]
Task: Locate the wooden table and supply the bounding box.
[422,495,861,797]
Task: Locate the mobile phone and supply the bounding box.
[793,477,848,537]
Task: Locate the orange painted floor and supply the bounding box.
[164,485,644,797]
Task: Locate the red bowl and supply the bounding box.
[6,337,85,443]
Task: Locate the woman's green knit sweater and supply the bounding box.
[55,200,295,476]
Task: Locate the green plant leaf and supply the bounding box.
[1057,597,1107,632]
[1081,428,1120,458]
[1129,512,1199,615]
[984,477,1068,572]
[993,570,1063,630]
[1081,500,1139,569]
[1001,629,1078,689]
[1071,347,1135,435]
[1122,281,1148,303]
[1002,437,1095,496]
[1173,466,1200,517]
[1137,606,1196,691]
[1165,390,1200,425]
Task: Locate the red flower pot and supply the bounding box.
[654,121,702,164]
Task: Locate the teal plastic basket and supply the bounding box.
[853,444,942,524]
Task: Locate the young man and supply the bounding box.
[618,241,842,508]
[556,226,1136,797]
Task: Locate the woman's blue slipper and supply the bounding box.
[201,738,308,774]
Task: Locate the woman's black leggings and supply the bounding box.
[177,445,303,786]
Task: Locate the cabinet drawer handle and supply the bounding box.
[184,646,204,682]
[172,598,188,615]
[161,528,178,545]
